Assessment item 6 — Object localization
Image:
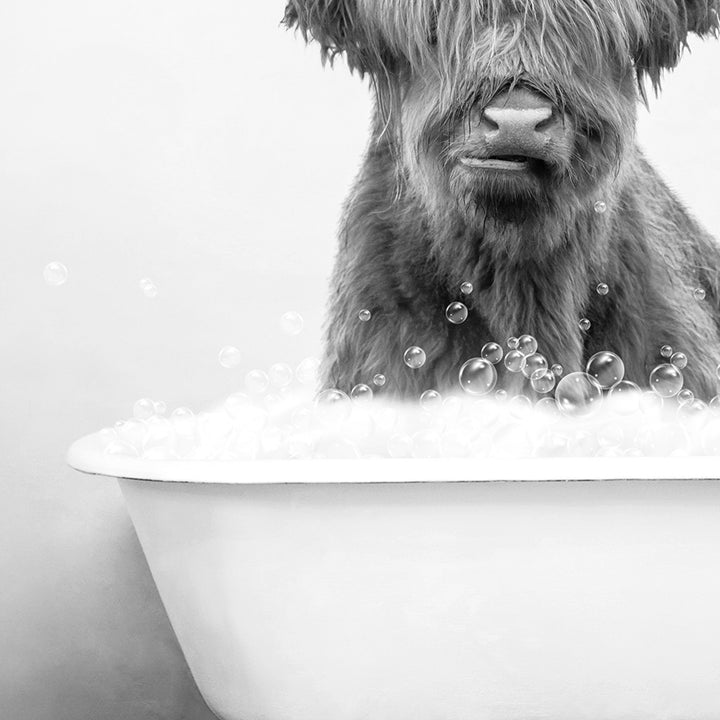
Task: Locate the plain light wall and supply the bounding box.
[0,0,718,717]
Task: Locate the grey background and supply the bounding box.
[1,1,719,718]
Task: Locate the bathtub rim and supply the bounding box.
[67,431,720,484]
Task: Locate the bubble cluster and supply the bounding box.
[43,262,69,286]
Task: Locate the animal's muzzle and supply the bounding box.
[462,86,569,170]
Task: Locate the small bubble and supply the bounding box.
[373,373,387,387]
[133,398,155,420]
[555,372,603,417]
[245,369,270,394]
[677,389,695,406]
[280,311,304,336]
[504,350,526,373]
[495,389,508,401]
[43,261,69,286]
[507,337,519,349]
[522,353,548,379]
[586,351,625,389]
[694,287,707,301]
[219,346,242,369]
[594,200,607,214]
[350,383,374,401]
[551,364,564,377]
[481,342,504,365]
[445,302,468,325]
[517,334,538,356]
[296,356,321,386]
[460,282,474,295]
[649,363,684,398]
[530,369,556,394]
[459,358,497,396]
[670,352,687,370]
[153,400,167,416]
[660,345,674,359]
[579,318,591,332]
[596,282,609,296]
[404,346,427,369]
[139,277,159,299]
[269,362,293,388]
[358,309,372,322]
[420,389,443,409]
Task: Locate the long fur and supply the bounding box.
[284,0,720,400]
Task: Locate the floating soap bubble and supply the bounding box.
[649,363,683,398]
[522,353,548,379]
[420,389,443,409]
[153,400,167,416]
[579,318,591,332]
[139,278,158,299]
[586,351,625,389]
[481,342,504,365]
[517,335,538,356]
[531,369,556,394]
[507,337,519,349]
[555,372,603,417]
[296,356,321,386]
[694,287,707,301]
[219,346,242,369]
[504,350,526,373]
[671,352,687,369]
[460,282,473,295]
[314,389,352,424]
[404,346,427,369]
[358,309,372,322]
[350,383,374,401]
[446,302,468,324]
[245,369,270,394]
[677,389,695,406]
[280,311,304,336]
[608,380,641,415]
[269,362,293,388]
[596,283,609,296]
[551,364,564,377]
[594,200,607,214]
[373,373,387,387]
[459,358,497,396]
[495,389,508,401]
[661,345,673,359]
[133,398,156,420]
[43,261,68,286]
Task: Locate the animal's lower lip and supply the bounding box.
[460,156,531,171]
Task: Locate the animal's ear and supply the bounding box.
[635,0,719,88]
[283,1,376,74]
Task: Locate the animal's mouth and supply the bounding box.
[460,155,533,172]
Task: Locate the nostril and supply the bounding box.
[534,108,558,132]
[479,108,500,133]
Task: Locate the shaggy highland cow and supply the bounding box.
[285,0,720,401]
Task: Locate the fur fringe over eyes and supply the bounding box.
[284,0,720,93]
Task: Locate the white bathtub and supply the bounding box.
[68,432,720,720]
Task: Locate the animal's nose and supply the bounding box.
[478,87,564,148]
